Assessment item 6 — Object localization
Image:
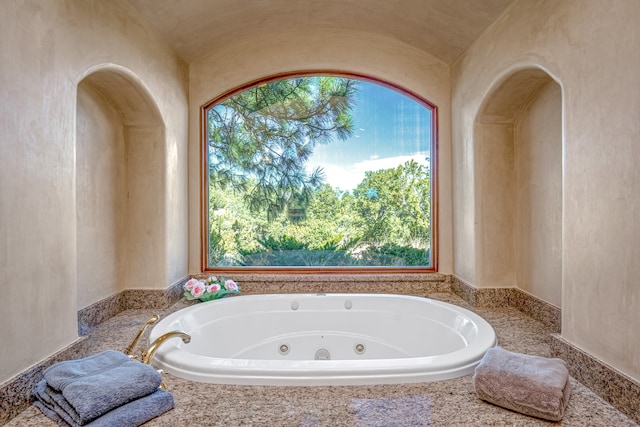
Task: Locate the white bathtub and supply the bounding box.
[149,293,496,386]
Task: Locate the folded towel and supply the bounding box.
[34,380,174,427]
[43,351,131,390]
[33,382,66,426]
[473,346,571,421]
[40,351,162,424]
[34,380,78,425]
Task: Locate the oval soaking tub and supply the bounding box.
[149,293,496,386]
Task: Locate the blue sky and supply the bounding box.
[307,80,432,191]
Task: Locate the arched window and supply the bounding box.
[201,72,437,272]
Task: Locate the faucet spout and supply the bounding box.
[142,331,191,365]
[124,314,160,357]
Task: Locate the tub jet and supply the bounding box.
[315,348,331,360]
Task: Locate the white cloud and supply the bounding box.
[307,152,429,191]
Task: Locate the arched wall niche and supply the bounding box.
[75,66,167,310]
[473,67,563,308]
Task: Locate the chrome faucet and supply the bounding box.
[124,314,160,358]
[142,331,191,365]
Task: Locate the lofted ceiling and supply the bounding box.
[125,0,516,64]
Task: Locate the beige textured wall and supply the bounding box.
[0,0,188,383]
[514,81,562,306]
[122,125,168,291]
[452,0,640,380]
[76,81,127,308]
[474,122,515,287]
[188,29,453,274]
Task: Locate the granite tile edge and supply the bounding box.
[194,272,448,283]
[123,276,188,310]
[510,288,561,333]
[78,277,189,334]
[0,336,90,426]
[450,275,515,307]
[192,272,451,295]
[450,275,560,332]
[550,334,640,425]
[77,293,126,335]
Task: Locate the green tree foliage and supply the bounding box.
[350,159,431,247]
[206,77,358,219]
[208,160,432,267]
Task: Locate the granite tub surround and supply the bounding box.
[550,334,640,425]
[509,289,561,334]
[77,292,128,336]
[78,274,447,345]
[451,275,561,333]
[194,272,451,295]
[450,275,517,307]
[77,277,188,335]
[5,292,638,426]
[0,337,91,426]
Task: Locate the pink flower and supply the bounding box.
[224,280,238,291]
[190,281,206,298]
[184,278,201,291]
[206,276,218,284]
[207,283,221,293]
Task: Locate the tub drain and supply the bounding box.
[354,343,366,354]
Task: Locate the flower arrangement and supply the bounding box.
[183,276,240,301]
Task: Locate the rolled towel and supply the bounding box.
[472,346,571,421]
[40,351,162,424]
[34,380,174,427]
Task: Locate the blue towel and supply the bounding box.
[34,380,174,427]
[34,380,78,425]
[43,350,131,390]
[39,351,162,424]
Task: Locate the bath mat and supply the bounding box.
[350,395,431,426]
